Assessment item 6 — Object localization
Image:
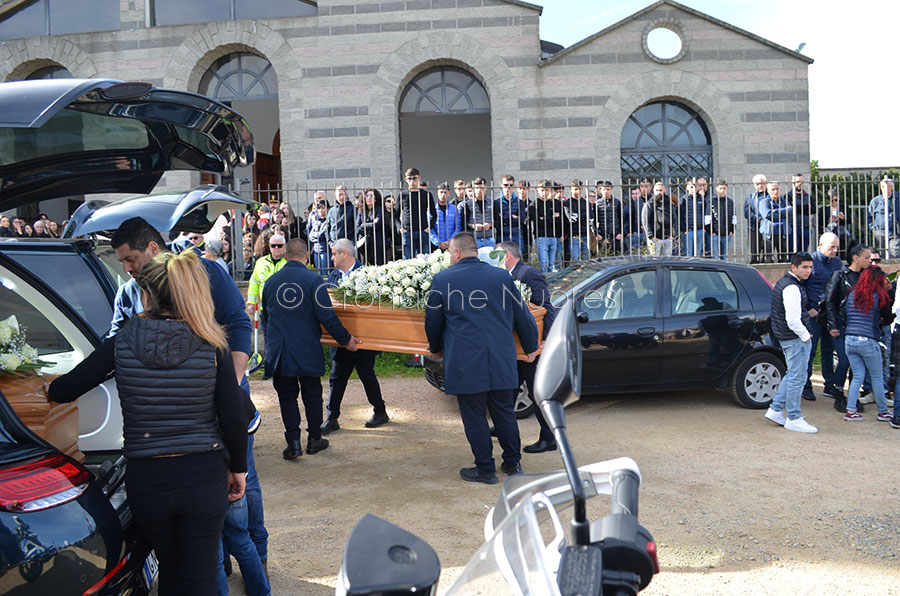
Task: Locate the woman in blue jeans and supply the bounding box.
[843,266,894,422]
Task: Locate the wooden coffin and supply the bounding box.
[0,373,83,462]
[322,300,545,360]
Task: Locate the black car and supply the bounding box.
[425,257,785,411]
[0,78,253,594]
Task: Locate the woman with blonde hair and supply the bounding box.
[47,250,248,595]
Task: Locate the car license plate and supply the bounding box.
[142,550,159,588]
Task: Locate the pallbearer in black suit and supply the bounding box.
[321,239,389,434]
[261,239,361,460]
[425,232,540,484]
[496,241,558,454]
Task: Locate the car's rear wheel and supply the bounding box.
[731,352,784,409]
[514,382,535,419]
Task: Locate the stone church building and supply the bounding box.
[0,0,813,208]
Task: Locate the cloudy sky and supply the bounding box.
[536,0,900,170]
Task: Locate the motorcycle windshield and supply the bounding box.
[444,498,560,596]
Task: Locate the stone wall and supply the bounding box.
[0,0,811,192]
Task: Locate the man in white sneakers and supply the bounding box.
[765,251,818,433]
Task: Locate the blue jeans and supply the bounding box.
[771,337,812,420]
[535,237,558,273]
[476,237,496,249]
[402,231,431,259]
[627,233,647,255]
[845,335,888,413]
[313,249,330,276]
[832,331,849,391]
[240,376,267,560]
[711,234,732,260]
[806,317,836,389]
[569,236,590,262]
[216,495,271,596]
[683,230,708,256]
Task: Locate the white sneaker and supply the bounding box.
[764,407,786,426]
[887,398,894,408]
[784,417,818,434]
[858,393,875,404]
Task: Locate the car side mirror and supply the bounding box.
[576,310,589,324]
[337,514,440,596]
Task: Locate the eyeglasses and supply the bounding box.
[871,258,882,263]
[270,243,284,249]
[189,235,203,241]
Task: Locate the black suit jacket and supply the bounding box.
[261,260,351,377]
[510,260,557,340]
[425,257,539,395]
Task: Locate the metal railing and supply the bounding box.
[209,177,898,280]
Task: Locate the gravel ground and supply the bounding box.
[228,374,899,596]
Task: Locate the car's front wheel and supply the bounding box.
[731,352,785,409]
[514,382,535,419]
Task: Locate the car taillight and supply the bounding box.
[0,453,93,513]
[757,269,774,290]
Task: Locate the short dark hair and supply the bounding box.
[502,174,515,183]
[716,179,728,186]
[405,167,420,178]
[285,238,308,259]
[450,231,477,253]
[437,182,450,190]
[517,180,530,189]
[570,179,583,187]
[472,176,486,186]
[111,217,166,251]
[790,252,813,267]
[496,240,521,260]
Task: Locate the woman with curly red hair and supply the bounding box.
[842,266,893,421]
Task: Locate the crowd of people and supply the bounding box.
[765,235,900,434]
[0,213,65,238]
[226,171,898,280]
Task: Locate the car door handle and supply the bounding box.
[728,319,745,329]
[637,327,656,337]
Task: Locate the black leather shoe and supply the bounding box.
[282,439,302,460]
[365,411,390,428]
[306,437,329,454]
[459,467,498,485]
[523,439,557,454]
[320,418,340,435]
[801,386,816,401]
[833,397,847,413]
[500,462,523,476]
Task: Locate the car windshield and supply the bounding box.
[0,107,150,166]
[548,262,607,307]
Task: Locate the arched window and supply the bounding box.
[399,66,489,116]
[199,53,277,102]
[25,66,72,80]
[398,66,491,187]
[620,101,712,186]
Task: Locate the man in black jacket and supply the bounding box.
[261,239,361,459]
[594,181,623,255]
[823,243,872,411]
[498,241,558,453]
[399,167,437,258]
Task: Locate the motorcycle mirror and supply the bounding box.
[336,514,440,596]
[534,300,582,410]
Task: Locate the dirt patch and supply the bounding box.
[234,376,899,595]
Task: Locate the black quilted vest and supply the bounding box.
[114,317,221,459]
[771,273,813,341]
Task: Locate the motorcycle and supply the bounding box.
[336,303,659,596]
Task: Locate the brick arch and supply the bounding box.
[368,30,518,180]
[1,37,97,81]
[597,70,743,180]
[162,21,299,92]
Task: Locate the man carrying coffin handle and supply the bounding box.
[425,232,539,485]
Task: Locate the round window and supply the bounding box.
[646,26,683,62]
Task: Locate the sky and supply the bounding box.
[534,0,900,170]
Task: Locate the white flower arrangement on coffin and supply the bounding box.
[0,315,53,375]
[330,249,532,310]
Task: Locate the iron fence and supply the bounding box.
[211,176,897,280]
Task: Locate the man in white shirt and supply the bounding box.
[764,252,818,433]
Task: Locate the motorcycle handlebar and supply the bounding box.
[609,469,640,518]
